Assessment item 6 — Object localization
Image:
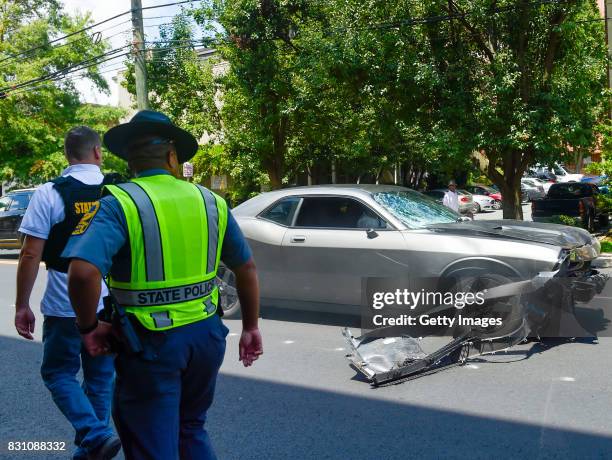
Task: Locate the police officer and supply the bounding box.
[63,110,263,459]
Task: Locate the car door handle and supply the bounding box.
[290,235,306,243]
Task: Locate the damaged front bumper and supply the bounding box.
[344,259,609,386]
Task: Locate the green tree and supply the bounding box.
[414,0,607,218]
[0,0,112,182]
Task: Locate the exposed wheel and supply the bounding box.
[216,264,241,318]
[493,200,502,210]
[442,272,526,340]
[473,203,481,213]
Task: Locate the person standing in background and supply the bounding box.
[442,179,460,213]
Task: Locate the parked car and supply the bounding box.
[459,189,494,213]
[423,189,474,214]
[531,182,611,231]
[521,178,547,201]
[464,184,502,209]
[217,185,606,326]
[0,188,35,249]
[524,177,554,194]
[530,163,583,183]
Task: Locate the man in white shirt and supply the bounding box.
[14,126,120,460]
[442,179,460,212]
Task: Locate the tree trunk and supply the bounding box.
[487,148,528,220]
[267,164,283,189]
[498,165,523,220]
[575,149,584,174]
[501,185,523,220]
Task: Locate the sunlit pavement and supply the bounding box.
[1,252,611,459]
[473,203,532,221]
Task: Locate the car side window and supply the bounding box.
[294,196,387,229]
[9,194,29,211]
[0,196,11,212]
[260,196,301,226]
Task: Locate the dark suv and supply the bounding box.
[0,189,35,249]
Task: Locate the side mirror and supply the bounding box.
[366,228,379,239]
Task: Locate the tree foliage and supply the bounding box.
[0,0,119,183]
[125,1,608,215]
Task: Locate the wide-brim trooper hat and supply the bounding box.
[104,110,198,163]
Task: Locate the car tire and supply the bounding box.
[216,264,241,319]
[445,272,526,340]
[474,203,481,213]
[493,200,502,210]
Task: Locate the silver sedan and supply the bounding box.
[218,185,604,324]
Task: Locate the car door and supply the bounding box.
[247,196,300,299]
[279,195,407,310]
[0,196,13,240]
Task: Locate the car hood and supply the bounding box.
[424,220,593,249]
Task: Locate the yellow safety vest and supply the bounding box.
[105,174,228,330]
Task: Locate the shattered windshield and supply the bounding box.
[373,190,459,229]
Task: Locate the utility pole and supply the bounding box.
[606,1,612,118]
[131,0,149,110]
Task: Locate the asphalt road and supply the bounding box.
[1,250,611,459]
[473,203,532,221]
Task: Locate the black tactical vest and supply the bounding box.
[41,174,124,272]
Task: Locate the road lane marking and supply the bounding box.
[559,376,576,382]
[283,340,295,344]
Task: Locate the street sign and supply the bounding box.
[183,162,193,178]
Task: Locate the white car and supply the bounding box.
[522,177,553,194]
[460,190,495,213]
[532,163,583,183]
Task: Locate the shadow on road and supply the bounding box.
[1,335,611,459]
[260,305,361,328]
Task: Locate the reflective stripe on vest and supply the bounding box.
[196,185,219,274]
[116,183,165,282]
[105,175,228,331]
[111,278,216,307]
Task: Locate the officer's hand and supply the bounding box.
[81,321,115,356]
[239,328,263,367]
[14,305,35,340]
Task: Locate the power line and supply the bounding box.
[1,40,212,96]
[0,0,203,65]
[0,45,131,93]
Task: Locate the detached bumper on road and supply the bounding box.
[343,265,609,385]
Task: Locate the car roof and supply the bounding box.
[257,184,410,199]
[232,184,412,216]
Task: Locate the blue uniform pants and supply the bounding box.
[112,314,228,460]
[41,316,116,460]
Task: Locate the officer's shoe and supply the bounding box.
[88,436,121,460]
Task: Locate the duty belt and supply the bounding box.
[110,279,216,307]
